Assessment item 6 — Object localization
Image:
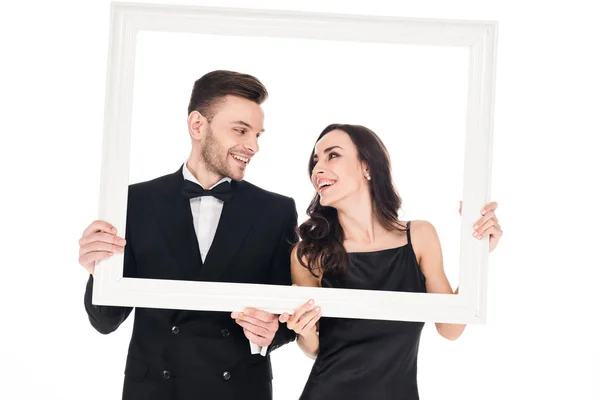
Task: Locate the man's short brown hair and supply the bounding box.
[187,70,268,120]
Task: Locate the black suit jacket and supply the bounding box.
[84,166,298,400]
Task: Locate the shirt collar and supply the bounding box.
[182,162,231,190]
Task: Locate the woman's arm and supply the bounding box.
[410,220,466,340]
[281,244,322,359]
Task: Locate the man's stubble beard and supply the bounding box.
[200,124,240,181]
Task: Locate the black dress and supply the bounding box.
[300,221,427,400]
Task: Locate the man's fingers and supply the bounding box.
[236,319,273,344]
[235,317,272,335]
[79,241,124,256]
[78,251,113,267]
[82,220,117,237]
[243,328,270,348]
[94,231,123,245]
[236,312,276,330]
[79,232,125,248]
[243,308,278,323]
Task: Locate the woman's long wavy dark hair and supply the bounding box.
[296,124,407,278]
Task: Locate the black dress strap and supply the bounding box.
[406,221,412,246]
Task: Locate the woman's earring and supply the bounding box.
[365,173,371,181]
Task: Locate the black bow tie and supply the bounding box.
[182,180,233,203]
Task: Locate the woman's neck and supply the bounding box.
[336,192,386,245]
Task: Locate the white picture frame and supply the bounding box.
[93,1,497,324]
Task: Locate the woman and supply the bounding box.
[278,124,502,399]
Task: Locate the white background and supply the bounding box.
[1,1,599,400]
[130,29,468,285]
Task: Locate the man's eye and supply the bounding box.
[235,129,246,134]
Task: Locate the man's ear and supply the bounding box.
[188,110,207,140]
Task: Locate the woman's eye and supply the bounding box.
[329,153,339,159]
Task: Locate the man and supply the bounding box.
[78,70,298,400]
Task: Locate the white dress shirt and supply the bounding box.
[182,164,230,262]
[182,164,266,356]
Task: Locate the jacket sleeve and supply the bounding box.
[267,197,299,353]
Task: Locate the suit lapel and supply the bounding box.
[152,166,202,281]
[194,180,255,282]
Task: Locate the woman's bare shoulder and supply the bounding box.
[291,242,321,287]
